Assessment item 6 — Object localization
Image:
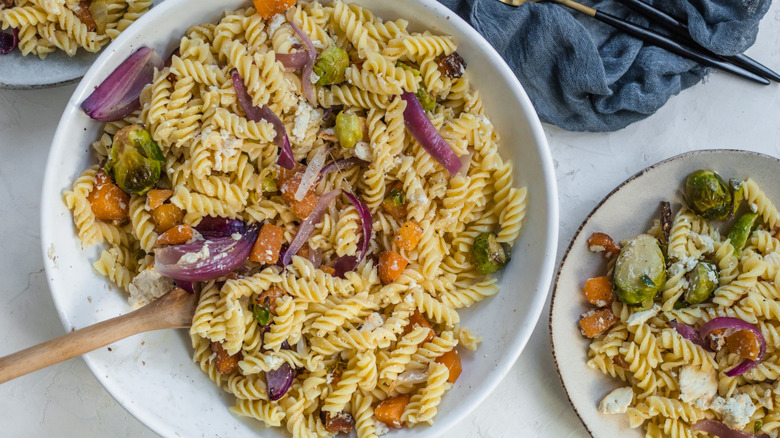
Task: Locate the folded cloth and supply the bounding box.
[437,0,772,131]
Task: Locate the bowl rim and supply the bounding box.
[40,0,559,436]
[547,148,780,438]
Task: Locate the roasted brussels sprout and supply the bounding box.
[728,212,759,255]
[613,234,666,305]
[683,261,717,304]
[729,178,744,216]
[335,111,363,149]
[415,86,436,112]
[105,125,164,195]
[685,170,732,220]
[472,232,510,275]
[396,61,421,77]
[313,46,349,86]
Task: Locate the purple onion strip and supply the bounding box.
[401,92,462,175]
[0,28,19,55]
[282,189,342,266]
[691,419,769,438]
[289,19,317,106]
[320,157,366,176]
[700,317,766,377]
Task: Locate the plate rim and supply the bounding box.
[39,0,560,436]
[548,148,780,438]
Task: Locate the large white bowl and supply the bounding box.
[40,1,558,436]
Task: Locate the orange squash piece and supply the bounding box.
[382,182,407,220]
[583,276,614,307]
[321,266,335,275]
[157,224,194,245]
[725,329,761,361]
[403,310,435,344]
[394,221,423,251]
[250,223,285,264]
[151,203,184,234]
[210,341,242,375]
[378,251,408,285]
[435,348,462,383]
[146,189,174,210]
[587,232,621,254]
[256,286,287,314]
[253,0,296,20]
[579,308,617,338]
[87,171,131,221]
[375,394,412,428]
[281,173,320,219]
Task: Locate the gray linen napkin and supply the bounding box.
[437,0,772,131]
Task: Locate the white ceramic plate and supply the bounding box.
[40,0,558,436]
[550,149,780,437]
[0,1,161,89]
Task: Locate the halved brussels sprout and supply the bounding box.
[728,212,759,256]
[685,170,732,221]
[683,261,717,304]
[729,178,744,217]
[105,125,164,195]
[335,111,362,149]
[415,86,436,112]
[472,232,510,275]
[613,234,666,305]
[314,46,349,86]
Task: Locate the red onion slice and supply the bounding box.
[692,419,769,438]
[231,70,295,169]
[333,192,372,278]
[155,223,259,281]
[289,19,317,106]
[275,52,309,70]
[282,189,342,266]
[295,146,328,201]
[700,317,766,377]
[668,321,709,350]
[194,216,247,238]
[401,92,462,175]
[320,157,366,175]
[0,28,19,55]
[81,46,162,122]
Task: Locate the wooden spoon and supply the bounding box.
[0,288,198,384]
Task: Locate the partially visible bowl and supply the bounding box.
[40,0,558,436]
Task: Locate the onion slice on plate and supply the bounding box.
[282,189,342,266]
[700,317,766,377]
[289,19,317,106]
[295,146,328,201]
[333,192,372,278]
[668,321,708,350]
[231,70,295,169]
[155,223,259,281]
[401,91,462,176]
[320,157,366,175]
[0,28,19,55]
[275,52,310,70]
[692,419,769,438]
[81,46,162,122]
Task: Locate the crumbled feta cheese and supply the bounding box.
[310,70,321,84]
[313,39,325,49]
[750,203,758,213]
[375,421,389,436]
[291,100,320,143]
[360,312,384,332]
[678,365,717,408]
[404,293,415,304]
[598,387,634,414]
[626,304,661,327]
[692,233,715,254]
[710,394,756,429]
[265,355,285,370]
[128,267,175,308]
[589,245,606,253]
[231,233,242,240]
[178,242,210,264]
[267,13,286,36]
[188,229,204,243]
[354,141,372,161]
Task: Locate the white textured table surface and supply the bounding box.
[1,5,779,436]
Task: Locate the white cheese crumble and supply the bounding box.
[231,233,243,240]
[267,13,286,36]
[360,312,384,332]
[178,242,210,264]
[626,304,661,327]
[310,70,321,84]
[710,394,756,429]
[598,387,634,414]
[128,266,175,309]
[291,100,320,143]
[265,355,285,370]
[375,421,389,436]
[678,365,718,408]
[354,140,372,161]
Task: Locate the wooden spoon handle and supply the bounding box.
[0,288,197,384]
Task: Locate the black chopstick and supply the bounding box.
[552,0,770,85]
[612,0,780,82]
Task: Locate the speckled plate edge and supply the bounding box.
[549,149,780,438]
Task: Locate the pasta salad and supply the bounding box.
[580,169,780,438]
[0,0,152,59]
[64,0,528,436]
